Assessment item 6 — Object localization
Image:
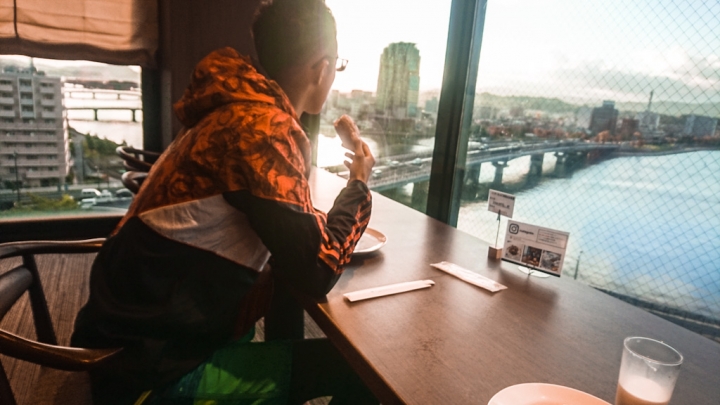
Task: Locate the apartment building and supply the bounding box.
[0,65,68,188]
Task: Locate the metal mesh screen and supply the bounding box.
[456,0,719,341]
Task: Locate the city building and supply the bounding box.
[619,118,639,138]
[375,42,420,119]
[424,96,438,114]
[683,115,718,137]
[0,65,68,189]
[574,106,593,130]
[588,100,618,135]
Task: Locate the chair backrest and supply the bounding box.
[0,239,121,405]
[121,170,148,194]
[116,146,160,173]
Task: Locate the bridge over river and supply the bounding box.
[347,141,620,191]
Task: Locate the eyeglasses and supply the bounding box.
[335,58,349,72]
[314,56,349,72]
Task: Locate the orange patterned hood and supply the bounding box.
[173,47,298,128]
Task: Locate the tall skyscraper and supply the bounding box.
[589,100,618,135]
[0,65,68,188]
[375,42,420,119]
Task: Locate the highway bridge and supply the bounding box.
[62,88,141,100]
[65,107,142,122]
[351,141,620,191]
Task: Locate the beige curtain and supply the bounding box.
[0,0,157,67]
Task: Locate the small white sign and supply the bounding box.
[502,220,570,277]
[488,189,516,218]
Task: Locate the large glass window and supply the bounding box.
[0,56,141,218]
[455,1,720,341]
[318,0,451,212]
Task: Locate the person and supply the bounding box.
[71,0,377,404]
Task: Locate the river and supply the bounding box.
[458,150,720,319]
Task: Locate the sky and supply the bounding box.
[327,0,719,105]
[2,0,717,106]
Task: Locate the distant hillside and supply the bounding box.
[473,92,719,118]
[475,93,578,114]
[0,58,139,82]
[614,100,720,117]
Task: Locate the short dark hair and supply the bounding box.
[253,0,337,80]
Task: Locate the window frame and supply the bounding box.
[426,0,488,226]
[1,0,487,241]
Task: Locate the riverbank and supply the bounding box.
[612,145,720,157]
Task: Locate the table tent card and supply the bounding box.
[502,220,570,277]
[487,189,516,259]
[488,189,516,218]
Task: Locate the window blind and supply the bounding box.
[0,0,157,67]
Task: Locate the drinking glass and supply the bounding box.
[616,337,683,405]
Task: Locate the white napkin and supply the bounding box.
[431,261,507,292]
[343,280,435,302]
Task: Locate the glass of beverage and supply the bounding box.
[616,337,683,405]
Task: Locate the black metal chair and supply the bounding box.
[0,239,121,405]
[115,146,160,173]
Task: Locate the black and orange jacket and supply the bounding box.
[71,47,371,402]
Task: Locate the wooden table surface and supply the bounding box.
[305,169,720,405]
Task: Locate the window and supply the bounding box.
[318,0,452,214]
[451,0,720,341]
[0,80,11,85]
[1,118,12,123]
[0,55,142,219]
[1,106,11,110]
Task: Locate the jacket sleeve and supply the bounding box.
[223,180,371,298]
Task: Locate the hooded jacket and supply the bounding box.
[71,47,372,403]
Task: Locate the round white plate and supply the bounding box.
[488,383,610,405]
[353,228,387,256]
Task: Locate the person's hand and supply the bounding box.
[344,138,375,184]
[334,115,375,184]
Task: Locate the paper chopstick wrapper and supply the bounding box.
[343,280,435,302]
[431,261,507,292]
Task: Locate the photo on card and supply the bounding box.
[540,250,562,273]
[505,244,523,261]
[502,220,570,277]
[521,246,542,267]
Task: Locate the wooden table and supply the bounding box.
[282,169,720,404]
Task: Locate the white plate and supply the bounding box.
[488,383,610,405]
[353,228,387,256]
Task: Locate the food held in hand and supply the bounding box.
[334,115,360,150]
